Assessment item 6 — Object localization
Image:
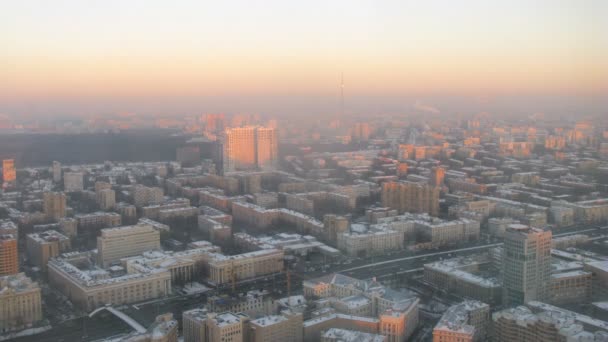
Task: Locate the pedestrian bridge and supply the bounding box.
[89,305,147,334]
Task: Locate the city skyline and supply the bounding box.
[2,3,608,341]
[1,0,607,117]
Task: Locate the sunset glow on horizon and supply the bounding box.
[1,0,607,115]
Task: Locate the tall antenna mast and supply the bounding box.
[340,72,344,124]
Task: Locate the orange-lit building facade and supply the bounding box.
[222,126,278,172]
[0,235,18,276]
[2,159,16,186]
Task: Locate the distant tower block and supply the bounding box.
[430,166,445,187]
[2,159,16,187]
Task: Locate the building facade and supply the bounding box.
[97,224,161,267]
[502,226,552,306]
[0,235,18,276]
[0,273,42,333]
[381,181,439,217]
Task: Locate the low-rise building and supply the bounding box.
[207,249,284,285]
[48,252,172,311]
[550,270,592,305]
[250,310,303,342]
[424,257,501,305]
[97,224,161,267]
[321,328,386,342]
[432,301,490,342]
[493,304,608,342]
[208,290,275,317]
[75,211,122,233]
[0,273,42,333]
[26,230,71,272]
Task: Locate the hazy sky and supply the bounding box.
[1,0,607,117]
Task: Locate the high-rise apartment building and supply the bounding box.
[2,159,16,186]
[381,181,440,217]
[64,172,84,192]
[223,126,256,171]
[222,126,278,172]
[52,161,62,183]
[0,235,18,276]
[502,225,552,306]
[256,127,279,171]
[43,191,67,220]
[97,224,161,267]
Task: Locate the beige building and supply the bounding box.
[493,305,608,342]
[432,301,490,342]
[43,191,67,220]
[141,198,190,220]
[337,225,403,258]
[424,258,501,305]
[324,214,349,244]
[183,309,209,342]
[97,224,161,267]
[557,199,608,224]
[158,206,198,222]
[207,312,244,342]
[550,271,592,305]
[48,252,171,311]
[415,218,480,248]
[26,230,71,272]
[76,211,122,232]
[64,171,84,192]
[381,181,439,217]
[503,226,552,306]
[183,309,254,342]
[208,249,284,285]
[59,217,78,237]
[584,261,608,301]
[98,189,116,210]
[122,244,221,285]
[207,290,275,317]
[0,273,42,333]
[250,310,303,342]
[116,202,137,223]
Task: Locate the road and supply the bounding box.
[296,224,608,281]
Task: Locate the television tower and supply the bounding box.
[339,72,344,127]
